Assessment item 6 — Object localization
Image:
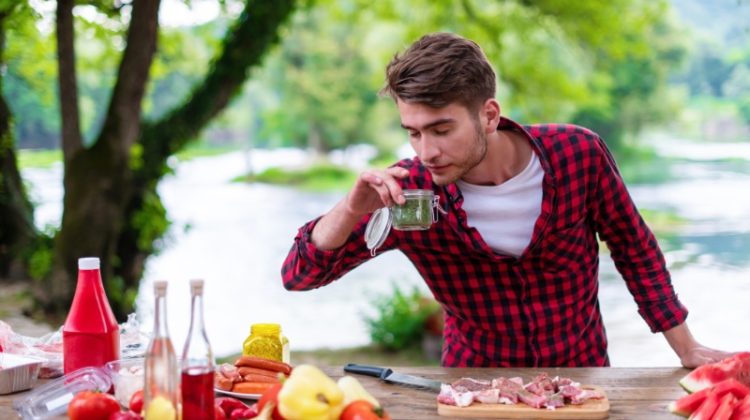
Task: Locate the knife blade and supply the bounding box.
[343,363,442,392]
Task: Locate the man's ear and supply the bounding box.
[480,98,501,133]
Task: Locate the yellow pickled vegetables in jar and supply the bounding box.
[242,323,289,363]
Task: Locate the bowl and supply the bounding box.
[0,353,44,395]
[105,358,145,407]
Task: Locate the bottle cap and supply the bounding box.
[190,279,204,295]
[78,257,100,270]
[154,280,168,296]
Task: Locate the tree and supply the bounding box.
[0,3,36,280]
[12,0,296,319]
[259,7,378,155]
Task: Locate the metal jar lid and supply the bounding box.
[364,207,392,256]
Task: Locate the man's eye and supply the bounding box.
[434,129,449,135]
[409,131,420,138]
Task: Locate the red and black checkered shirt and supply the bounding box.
[281,117,688,367]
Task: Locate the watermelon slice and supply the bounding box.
[680,352,750,393]
[669,379,750,417]
[730,396,750,420]
[689,390,721,420]
[711,393,738,420]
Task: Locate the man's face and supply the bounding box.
[397,100,487,185]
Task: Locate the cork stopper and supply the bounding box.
[153,280,168,296]
[190,279,204,295]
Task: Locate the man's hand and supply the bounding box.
[343,166,411,216]
[663,322,737,368]
[678,344,737,369]
[309,165,409,251]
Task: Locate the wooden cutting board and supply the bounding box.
[437,386,609,419]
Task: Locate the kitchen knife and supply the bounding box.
[344,363,442,392]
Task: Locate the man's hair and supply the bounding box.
[381,32,497,112]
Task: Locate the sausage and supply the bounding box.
[237,366,282,379]
[219,363,243,383]
[233,356,292,375]
[232,381,277,395]
[242,374,280,383]
[214,372,233,391]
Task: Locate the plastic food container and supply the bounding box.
[0,353,44,395]
[13,366,111,419]
[104,357,145,407]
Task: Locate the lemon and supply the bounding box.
[144,395,177,420]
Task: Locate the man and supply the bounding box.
[281,32,731,367]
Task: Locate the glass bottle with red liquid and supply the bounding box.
[62,257,120,374]
[143,280,179,420]
[181,279,215,420]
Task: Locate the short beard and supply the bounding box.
[433,124,488,186]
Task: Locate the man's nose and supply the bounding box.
[417,138,440,162]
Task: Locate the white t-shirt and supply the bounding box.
[455,152,544,257]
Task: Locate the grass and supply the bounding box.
[175,144,240,161]
[16,143,241,169]
[237,163,357,192]
[17,149,63,169]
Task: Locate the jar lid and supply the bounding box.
[402,189,434,198]
[364,207,392,256]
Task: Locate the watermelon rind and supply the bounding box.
[669,387,713,417]
[680,353,750,393]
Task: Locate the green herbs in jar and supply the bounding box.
[392,189,435,231]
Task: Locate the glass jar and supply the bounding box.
[242,323,289,363]
[391,189,439,231]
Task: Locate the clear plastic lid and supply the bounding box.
[13,366,112,419]
[364,208,392,257]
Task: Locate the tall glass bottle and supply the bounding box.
[143,281,178,420]
[181,279,215,420]
[62,257,119,374]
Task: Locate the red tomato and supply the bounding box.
[67,391,121,420]
[129,389,144,414]
[109,411,142,420]
[340,400,391,420]
[257,382,284,420]
[214,402,226,420]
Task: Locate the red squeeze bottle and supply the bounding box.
[63,257,120,374]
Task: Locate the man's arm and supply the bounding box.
[663,322,736,368]
[311,166,410,250]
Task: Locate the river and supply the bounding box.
[21,138,750,366]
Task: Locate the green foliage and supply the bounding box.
[256,7,378,153]
[243,163,357,191]
[364,284,438,351]
[130,189,170,254]
[4,5,60,148]
[25,228,55,281]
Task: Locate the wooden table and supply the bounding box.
[0,366,689,419]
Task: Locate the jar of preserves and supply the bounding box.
[392,189,439,231]
[365,189,441,256]
[242,323,289,363]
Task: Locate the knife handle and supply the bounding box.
[343,363,393,379]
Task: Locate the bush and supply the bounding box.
[364,284,440,351]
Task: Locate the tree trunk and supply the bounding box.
[37,0,295,320]
[111,0,296,318]
[38,0,161,317]
[55,0,82,165]
[0,10,36,281]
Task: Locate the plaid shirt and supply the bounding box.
[281,117,688,367]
